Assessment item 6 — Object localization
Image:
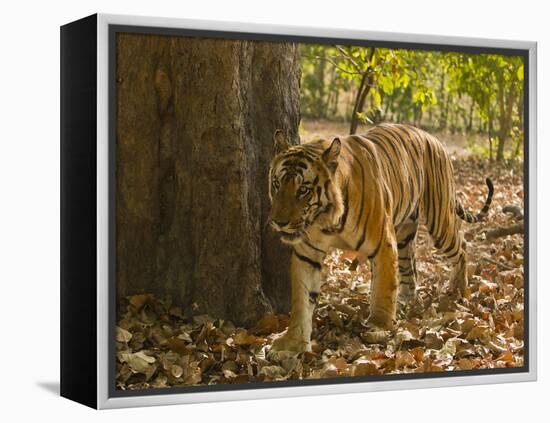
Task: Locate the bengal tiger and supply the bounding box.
[267,123,493,353]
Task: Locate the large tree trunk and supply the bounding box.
[116,34,300,326]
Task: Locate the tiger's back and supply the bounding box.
[358,123,460,230]
[294,123,462,253]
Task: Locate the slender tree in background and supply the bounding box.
[116,34,301,326]
[345,47,376,134]
[446,53,524,161]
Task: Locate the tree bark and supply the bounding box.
[314,53,327,118]
[467,99,474,131]
[487,109,494,161]
[438,72,447,130]
[496,77,516,161]
[116,34,300,326]
[496,83,506,161]
[349,48,375,134]
[513,93,524,159]
[349,72,368,134]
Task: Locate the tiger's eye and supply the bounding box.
[297,186,311,196]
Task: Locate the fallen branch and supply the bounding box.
[502,205,524,220]
[481,256,515,271]
[485,223,523,240]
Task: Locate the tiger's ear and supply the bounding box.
[274,129,291,154]
[322,138,341,173]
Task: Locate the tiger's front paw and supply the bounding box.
[362,315,392,344]
[270,332,311,354]
[365,312,394,331]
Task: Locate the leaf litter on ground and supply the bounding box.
[116,157,525,390]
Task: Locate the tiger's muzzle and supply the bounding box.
[269,218,304,243]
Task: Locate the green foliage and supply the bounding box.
[300,44,525,160]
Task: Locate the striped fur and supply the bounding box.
[268,124,493,353]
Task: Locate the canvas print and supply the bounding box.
[114,31,526,391]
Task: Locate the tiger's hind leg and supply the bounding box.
[430,218,468,297]
[447,234,468,297]
[422,145,469,297]
[395,219,419,306]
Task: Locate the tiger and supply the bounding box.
[267,123,493,353]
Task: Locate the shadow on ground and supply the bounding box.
[36,381,60,396]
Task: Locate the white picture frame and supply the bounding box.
[60,13,537,409]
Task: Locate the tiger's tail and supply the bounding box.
[456,178,494,223]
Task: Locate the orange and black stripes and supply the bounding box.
[269,123,494,301]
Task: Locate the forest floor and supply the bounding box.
[116,156,525,390]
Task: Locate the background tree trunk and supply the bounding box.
[116,34,300,326]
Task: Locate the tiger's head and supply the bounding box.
[268,129,345,245]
